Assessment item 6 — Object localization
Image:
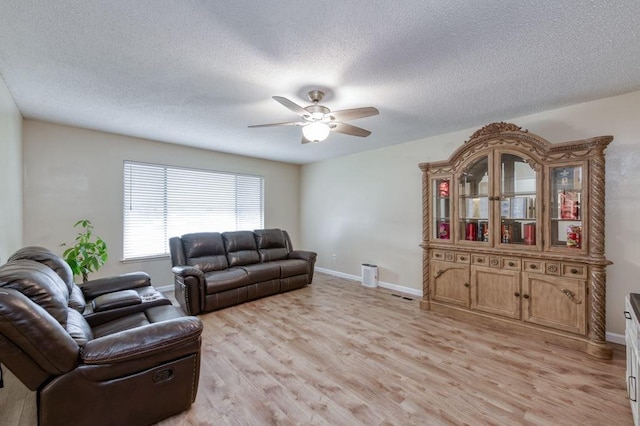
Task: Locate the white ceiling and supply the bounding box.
[1,1,639,165]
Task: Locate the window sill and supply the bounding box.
[120,254,170,263]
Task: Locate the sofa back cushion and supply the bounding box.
[222,231,260,266]
[181,233,229,272]
[254,229,290,262]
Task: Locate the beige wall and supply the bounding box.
[301,90,640,337]
[23,120,301,285]
[0,77,23,263]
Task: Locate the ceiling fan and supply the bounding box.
[249,90,379,143]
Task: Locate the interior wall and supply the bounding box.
[0,77,23,263]
[301,90,640,337]
[22,120,301,285]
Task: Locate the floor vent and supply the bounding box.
[391,294,414,301]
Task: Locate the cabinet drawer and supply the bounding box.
[545,262,561,276]
[562,263,587,279]
[456,253,471,264]
[523,260,544,273]
[432,250,455,262]
[432,250,446,261]
[502,257,521,270]
[471,254,488,266]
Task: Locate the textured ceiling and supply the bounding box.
[1,1,639,164]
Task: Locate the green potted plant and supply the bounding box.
[61,219,108,283]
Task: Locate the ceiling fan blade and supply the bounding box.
[273,96,310,117]
[248,121,304,128]
[330,122,372,137]
[328,107,379,122]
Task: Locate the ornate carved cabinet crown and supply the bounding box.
[419,122,613,359]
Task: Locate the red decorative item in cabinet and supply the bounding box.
[524,223,536,245]
[466,223,477,241]
[567,225,582,248]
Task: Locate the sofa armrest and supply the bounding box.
[288,250,317,283]
[171,266,204,315]
[81,316,203,365]
[80,272,152,299]
[171,265,204,279]
[288,250,317,262]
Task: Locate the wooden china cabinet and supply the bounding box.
[419,122,613,359]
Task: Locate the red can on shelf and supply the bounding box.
[524,223,536,245]
[466,223,477,241]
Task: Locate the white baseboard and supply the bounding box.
[315,267,423,298]
[316,267,623,344]
[606,332,625,345]
[156,284,173,293]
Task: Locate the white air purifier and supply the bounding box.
[361,264,379,288]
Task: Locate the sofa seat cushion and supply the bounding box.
[240,263,280,285]
[90,305,187,339]
[204,268,248,294]
[92,312,149,338]
[145,305,188,323]
[270,259,309,278]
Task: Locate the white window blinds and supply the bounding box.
[123,161,264,259]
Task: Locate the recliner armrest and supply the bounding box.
[171,266,205,279]
[288,250,317,283]
[80,272,152,299]
[81,316,203,365]
[288,250,317,261]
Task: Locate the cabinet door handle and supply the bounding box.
[570,268,579,274]
[630,376,637,402]
[625,311,633,320]
[530,265,537,270]
[508,262,515,267]
[477,258,484,263]
[514,292,520,297]
[523,294,530,299]
[561,288,582,304]
[464,283,470,288]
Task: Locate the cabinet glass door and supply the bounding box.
[458,156,490,243]
[432,178,451,240]
[499,154,537,246]
[550,165,583,249]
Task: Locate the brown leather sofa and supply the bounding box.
[169,229,317,314]
[0,247,203,426]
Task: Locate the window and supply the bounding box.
[123,161,264,259]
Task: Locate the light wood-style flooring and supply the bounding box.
[1,272,632,425]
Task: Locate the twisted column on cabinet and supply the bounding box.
[588,154,607,346]
[421,168,431,309]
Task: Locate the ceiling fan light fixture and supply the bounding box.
[302,122,331,142]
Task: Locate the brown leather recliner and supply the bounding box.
[8,246,174,326]
[0,254,203,425]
